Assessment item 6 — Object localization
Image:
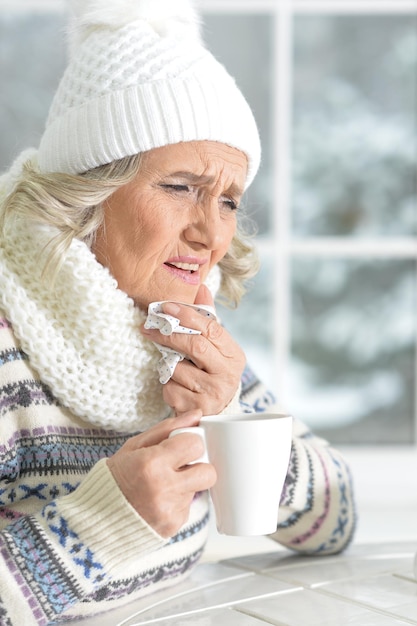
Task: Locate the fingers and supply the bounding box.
[124,410,202,451]
[193,283,214,308]
[142,308,243,373]
[160,430,206,468]
[146,458,215,537]
[168,360,205,394]
[140,299,245,417]
[168,325,244,375]
[162,366,236,417]
[107,419,216,538]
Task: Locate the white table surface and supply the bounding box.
[68,539,417,625]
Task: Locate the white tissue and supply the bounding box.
[145,301,217,384]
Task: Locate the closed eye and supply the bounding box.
[222,197,239,211]
[160,184,239,211]
[160,184,190,193]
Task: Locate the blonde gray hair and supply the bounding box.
[1,154,259,307]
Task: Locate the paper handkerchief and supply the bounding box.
[145,301,217,384]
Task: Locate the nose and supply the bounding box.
[183,197,226,249]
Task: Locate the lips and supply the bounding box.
[165,257,207,272]
[164,257,207,285]
[165,261,199,273]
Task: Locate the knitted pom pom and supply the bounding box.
[69,0,201,44]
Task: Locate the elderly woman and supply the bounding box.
[0,1,356,624]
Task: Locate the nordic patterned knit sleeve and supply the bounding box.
[0,460,165,625]
[239,363,357,555]
[0,315,210,625]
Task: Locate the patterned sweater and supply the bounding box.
[0,217,356,625]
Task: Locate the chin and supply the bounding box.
[133,298,148,312]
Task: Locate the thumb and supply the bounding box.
[194,283,214,307]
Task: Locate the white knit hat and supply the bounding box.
[37,0,261,187]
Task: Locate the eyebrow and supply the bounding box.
[165,171,244,198]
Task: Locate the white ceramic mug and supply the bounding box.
[170,412,292,536]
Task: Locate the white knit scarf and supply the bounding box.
[0,215,170,432]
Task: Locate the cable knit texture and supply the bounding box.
[0,216,168,432]
[37,0,261,185]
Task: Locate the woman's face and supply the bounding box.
[93,141,247,310]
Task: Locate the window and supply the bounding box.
[202,2,417,450]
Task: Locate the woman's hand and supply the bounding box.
[107,411,216,538]
[141,285,246,417]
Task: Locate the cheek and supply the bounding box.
[219,220,237,254]
[207,222,236,271]
[127,214,174,265]
[123,207,157,247]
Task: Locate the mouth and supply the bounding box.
[163,258,205,285]
[165,261,199,274]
